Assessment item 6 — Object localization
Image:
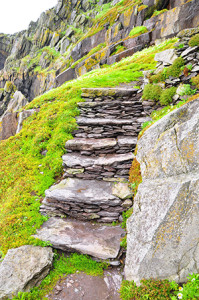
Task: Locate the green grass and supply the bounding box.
[129,26,148,38]
[11,253,108,300]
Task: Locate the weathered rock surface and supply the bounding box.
[34,217,125,260]
[154,49,178,65]
[0,245,53,300]
[0,112,18,140]
[125,98,199,284]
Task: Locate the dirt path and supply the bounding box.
[47,268,123,300]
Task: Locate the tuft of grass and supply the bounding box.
[129,26,148,38]
[188,33,199,47]
[152,9,168,17]
[142,83,162,101]
[159,87,177,106]
[119,279,178,300]
[150,57,185,83]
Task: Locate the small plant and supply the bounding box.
[150,57,185,83]
[142,84,162,101]
[129,158,142,195]
[152,9,168,17]
[129,26,148,38]
[111,45,126,56]
[186,64,192,71]
[191,74,199,88]
[188,33,199,47]
[120,279,179,300]
[177,84,197,96]
[171,273,199,300]
[159,87,177,106]
[176,43,184,49]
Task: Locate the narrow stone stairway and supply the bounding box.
[36,87,154,264]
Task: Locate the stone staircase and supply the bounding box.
[36,86,155,263]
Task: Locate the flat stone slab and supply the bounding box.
[34,217,125,260]
[44,178,122,206]
[81,87,138,98]
[62,152,134,168]
[117,136,137,147]
[0,246,53,299]
[77,117,134,125]
[65,138,117,151]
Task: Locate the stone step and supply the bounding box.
[77,117,135,126]
[62,152,134,180]
[40,178,133,222]
[78,100,142,107]
[78,100,144,120]
[77,117,149,126]
[81,87,139,99]
[62,152,134,168]
[34,217,125,261]
[65,138,117,151]
[65,136,137,154]
[74,117,149,139]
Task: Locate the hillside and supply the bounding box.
[0,0,199,299]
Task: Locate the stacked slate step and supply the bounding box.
[41,87,154,224]
[63,87,152,181]
[73,88,151,140]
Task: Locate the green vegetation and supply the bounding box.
[82,0,143,39]
[129,26,148,38]
[120,278,179,300]
[159,86,177,105]
[152,9,168,17]
[0,38,178,257]
[0,37,177,257]
[191,74,199,88]
[177,84,197,96]
[71,43,107,68]
[120,273,199,300]
[188,33,199,47]
[150,57,185,83]
[12,253,108,300]
[111,45,126,56]
[142,83,162,101]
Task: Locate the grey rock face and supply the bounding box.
[125,98,199,284]
[34,217,124,260]
[0,245,53,300]
[16,109,38,134]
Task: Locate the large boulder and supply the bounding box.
[0,245,53,300]
[125,98,199,284]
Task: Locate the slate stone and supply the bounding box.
[62,152,134,168]
[56,68,76,87]
[154,49,178,65]
[77,117,134,126]
[34,217,125,260]
[0,246,53,299]
[44,178,122,206]
[181,46,199,58]
[65,138,117,151]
